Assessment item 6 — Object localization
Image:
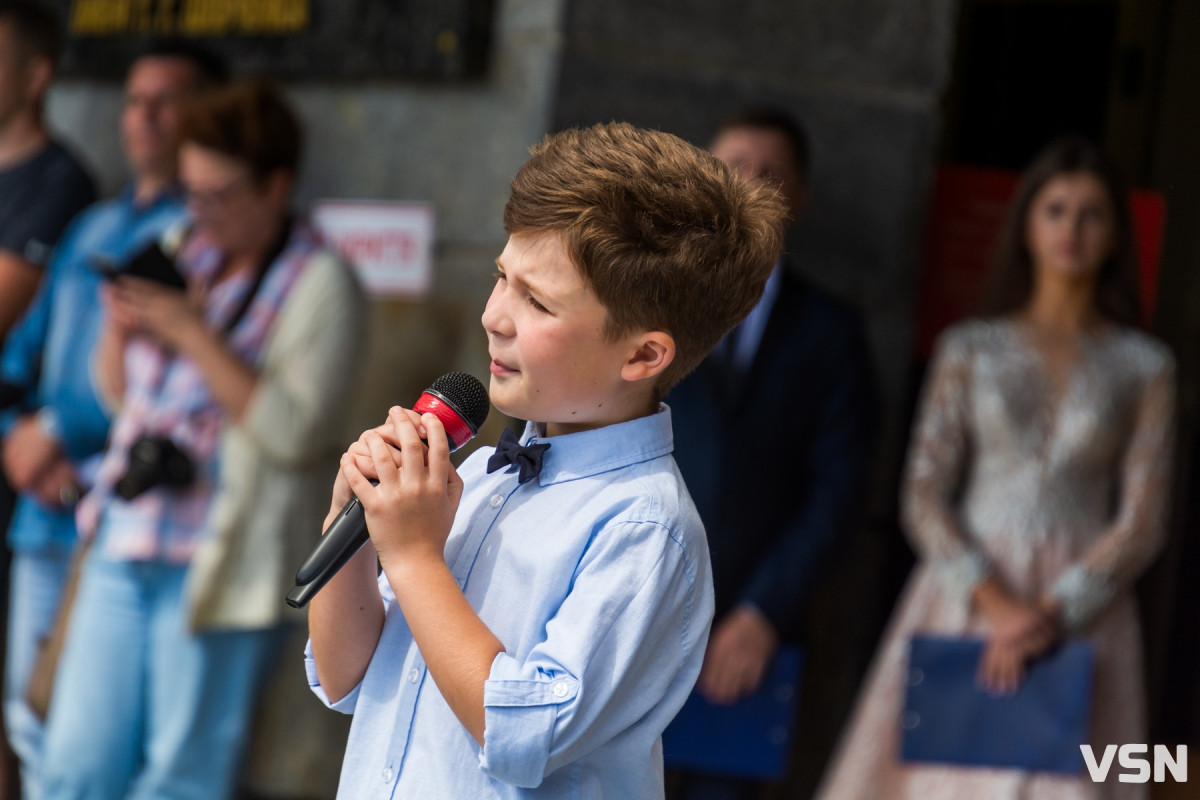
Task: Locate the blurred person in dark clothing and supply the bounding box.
[0,3,93,793]
[666,107,877,800]
[0,0,93,337]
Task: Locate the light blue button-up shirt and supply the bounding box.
[306,405,714,798]
[0,186,186,553]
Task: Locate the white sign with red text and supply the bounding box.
[312,200,436,298]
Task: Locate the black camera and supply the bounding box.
[90,241,187,291]
[114,435,195,501]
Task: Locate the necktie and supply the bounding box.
[486,427,551,485]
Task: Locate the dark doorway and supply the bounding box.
[948,1,1117,169]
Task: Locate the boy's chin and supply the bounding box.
[486,385,525,422]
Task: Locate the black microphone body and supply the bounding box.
[285,373,489,608]
[285,493,373,608]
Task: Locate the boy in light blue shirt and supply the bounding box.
[306,122,787,797]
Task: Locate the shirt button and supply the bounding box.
[489,494,503,508]
[382,767,394,782]
[552,681,568,698]
[408,668,420,683]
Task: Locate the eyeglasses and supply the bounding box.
[182,173,254,216]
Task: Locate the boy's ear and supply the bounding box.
[620,331,675,383]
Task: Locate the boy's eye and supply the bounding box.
[492,268,548,312]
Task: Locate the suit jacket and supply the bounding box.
[666,262,876,642]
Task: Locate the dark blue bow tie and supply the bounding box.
[487,427,551,485]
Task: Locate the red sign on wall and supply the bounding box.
[312,200,436,299]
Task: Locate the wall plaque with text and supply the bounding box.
[50,0,494,81]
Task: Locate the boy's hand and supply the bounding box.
[340,408,464,566]
[328,407,427,517]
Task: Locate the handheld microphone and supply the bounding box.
[285,372,490,608]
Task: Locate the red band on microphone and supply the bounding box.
[414,391,474,451]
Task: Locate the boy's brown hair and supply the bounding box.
[504,122,787,394]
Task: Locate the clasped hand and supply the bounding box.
[975,578,1062,695]
[332,407,464,567]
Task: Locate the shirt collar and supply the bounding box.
[120,181,185,212]
[519,404,675,486]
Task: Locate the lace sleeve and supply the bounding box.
[1048,352,1177,630]
[900,328,991,607]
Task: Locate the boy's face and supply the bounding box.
[482,232,650,437]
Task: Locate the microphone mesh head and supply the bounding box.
[430,372,490,433]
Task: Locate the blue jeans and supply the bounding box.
[4,548,74,800]
[39,551,281,800]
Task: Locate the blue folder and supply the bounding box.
[662,646,803,780]
[900,635,1094,774]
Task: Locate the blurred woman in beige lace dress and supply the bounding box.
[817,138,1175,800]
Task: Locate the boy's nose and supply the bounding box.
[481,291,512,337]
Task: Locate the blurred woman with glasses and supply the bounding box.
[39,81,366,799]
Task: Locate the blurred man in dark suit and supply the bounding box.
[666,107,877,800]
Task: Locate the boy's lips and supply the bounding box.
[490,357,518,375]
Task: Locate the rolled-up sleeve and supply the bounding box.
[303,573,396,715]
[477,518,713,788]
[478,658,580,787]
[304,636,361,714]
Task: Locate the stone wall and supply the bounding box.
[552,0,957,508]
[45,0,567,439]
